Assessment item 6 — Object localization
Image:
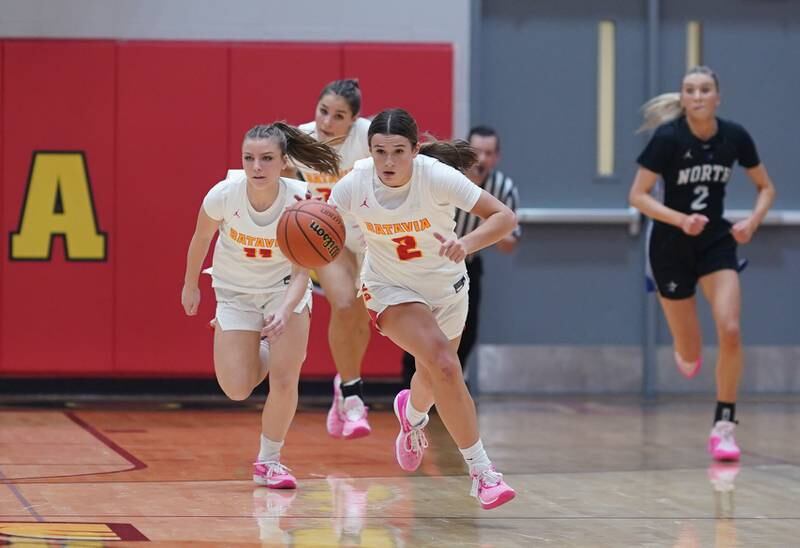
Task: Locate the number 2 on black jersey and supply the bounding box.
[691,185,709,211]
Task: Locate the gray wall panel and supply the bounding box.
[477,0,799,393]
[481,226,642,346]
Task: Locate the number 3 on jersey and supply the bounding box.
[691,185,709,211]
[392,235,423,260]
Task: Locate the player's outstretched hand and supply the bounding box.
[433,232,468,263]
[680,213,709,236]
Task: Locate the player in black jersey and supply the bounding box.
[628,66,776,462]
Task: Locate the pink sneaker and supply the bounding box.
[470,466,516,510]
[708,421,741,462]
[253,461,297,489]
[392,389,429,472]
[674,351,702,378]
[342,396,371,439]
[327,375,345,438]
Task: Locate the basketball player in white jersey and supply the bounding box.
[329,108,517,510]
[295,80,373,441]
[181,123,340,489]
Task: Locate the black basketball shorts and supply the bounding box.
[648,222,739,300]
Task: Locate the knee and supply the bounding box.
[218,378,254,401]
[267,369,300,395]
[329,298,367,329]
[426,342,462,383]
[718,321,742,348]
[329,293,359,317]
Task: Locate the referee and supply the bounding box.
[402,125,522,386]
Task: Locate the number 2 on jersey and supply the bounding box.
[691,185,709,211]
[391,235,423,260]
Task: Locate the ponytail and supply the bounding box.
[419,138,477,173]
[244,122,340,175]
[638,92,682,133]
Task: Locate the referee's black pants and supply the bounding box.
[401,256,483,386]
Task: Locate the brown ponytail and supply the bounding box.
[244,122,340,175]
[419,139,477,173]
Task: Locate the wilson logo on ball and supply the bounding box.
[309,220,341,258]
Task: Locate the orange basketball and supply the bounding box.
[277,200,346,269]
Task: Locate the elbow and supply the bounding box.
[503,208,517,235]
[628,190,641,210]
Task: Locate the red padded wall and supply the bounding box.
[0,39,452,378]
[343,43,453,139]
[114,42,228,376]
[1,40,115,375]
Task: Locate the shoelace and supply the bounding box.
[343,397,367,421]
[403,427,429,455]
[470,468,503,498]
[717,422,735,444]
[260,461,292,477]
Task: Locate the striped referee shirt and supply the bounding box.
[454,169,521,261]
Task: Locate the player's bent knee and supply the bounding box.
[218,379,254,401]
[427,344,461,382]
[328,293,359,315]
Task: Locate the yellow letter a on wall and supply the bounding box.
[10,151,107,260]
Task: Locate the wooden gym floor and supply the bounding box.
[2,397,800,547]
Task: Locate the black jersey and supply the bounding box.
[637,116,760,222]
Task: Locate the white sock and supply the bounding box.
[460,439,492,474]
[258,435,283,463]
[405,399,429,427]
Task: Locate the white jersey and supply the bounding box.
[296,117,371,200]
[329,155,482,304]
[202,173,307,293]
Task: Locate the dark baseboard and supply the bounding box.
[0,376,405,409]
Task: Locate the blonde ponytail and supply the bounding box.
[638,92,683,133]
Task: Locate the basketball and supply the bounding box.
[277,200,346,269]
